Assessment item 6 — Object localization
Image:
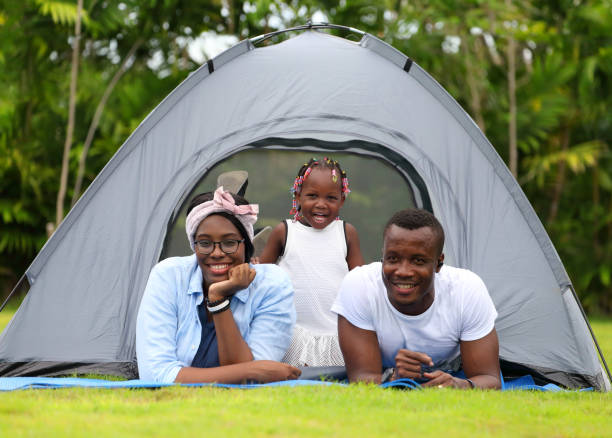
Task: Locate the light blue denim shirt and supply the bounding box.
[136,255,295,383]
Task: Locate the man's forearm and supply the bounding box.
[468,374,501,389]
[347,369,382,384]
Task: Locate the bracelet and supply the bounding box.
[465,378,476,389]
[205,297,227,306]
[207,299,230,314]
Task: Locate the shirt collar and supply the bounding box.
[187,255,204,296]
[233,287,250,303]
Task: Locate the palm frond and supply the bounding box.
[35,0,91,27]
[522,140,607,184]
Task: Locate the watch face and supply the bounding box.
[381,367,395,383]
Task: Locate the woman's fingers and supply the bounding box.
[252,361,302,382]
[288,364,302,380]
[228,264,256,287]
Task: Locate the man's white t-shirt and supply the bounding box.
[331,262,497,369]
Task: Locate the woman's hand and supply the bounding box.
[208,263,256,301]
[248,360,302,383]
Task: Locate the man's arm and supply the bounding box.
[338,315,383,383]
[459,328,500,389]
[420,328,500,389]
[419,269,500,389]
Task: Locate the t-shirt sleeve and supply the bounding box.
[459,271,498,342]
[331,266,375,331]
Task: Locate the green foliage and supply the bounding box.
[0,0,610,313]
[35,0,91,27]
[522,141,604,186]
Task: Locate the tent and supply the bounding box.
[0,24,609,390]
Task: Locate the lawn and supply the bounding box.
[0,309,611,437]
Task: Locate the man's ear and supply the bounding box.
[436,254,445,272]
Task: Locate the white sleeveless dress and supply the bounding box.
[278,219,348,366]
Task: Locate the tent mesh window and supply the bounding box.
[161,146,420,264]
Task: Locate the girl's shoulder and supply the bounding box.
[342,220,357,233]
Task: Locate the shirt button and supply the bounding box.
[192,345,195,350]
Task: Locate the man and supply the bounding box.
[331,209,500,389]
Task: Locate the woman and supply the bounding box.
[136,186,300,383]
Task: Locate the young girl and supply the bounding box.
[259,157,364,366]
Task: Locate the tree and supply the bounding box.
[1,0,610,312]
[55,0,83,228]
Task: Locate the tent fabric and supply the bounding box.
[0,29,608,390]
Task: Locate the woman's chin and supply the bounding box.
[202,266,231,284]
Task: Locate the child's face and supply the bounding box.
[296,167,345,229]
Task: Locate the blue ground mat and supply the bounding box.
[0,377,336,391]
[0,375,592,392]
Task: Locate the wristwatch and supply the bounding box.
[381,367,395,383]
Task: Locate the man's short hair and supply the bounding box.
[383,209,445,255]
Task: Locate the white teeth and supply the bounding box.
[396,283,416,289]
[210,264,229,269]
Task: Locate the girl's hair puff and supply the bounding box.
[289,157,351,221]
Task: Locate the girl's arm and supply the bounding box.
[345,222,365,270]
[258,222,287,264]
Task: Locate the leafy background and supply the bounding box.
[0,0,610,313]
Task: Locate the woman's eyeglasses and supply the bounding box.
[194,239,244,255]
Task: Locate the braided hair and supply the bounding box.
[289,157,351,221]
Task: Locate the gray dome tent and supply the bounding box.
[0,24,609,390]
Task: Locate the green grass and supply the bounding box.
[0,309,611,437]
[0,309,13,335]
[590,317,612,363]
[1,384,611,437]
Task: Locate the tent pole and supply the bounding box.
[568,285,612,387]
[0,273,27,313]
[250,22,365,46]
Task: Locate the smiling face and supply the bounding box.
[296,167,344,229]
[381,224,444,315]
[195,214,246,288]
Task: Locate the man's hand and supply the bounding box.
[208,263,256,302]
[248,361,302,383]
[420,370,471,388]
[394,349,434,380]
[394,351,472,388]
